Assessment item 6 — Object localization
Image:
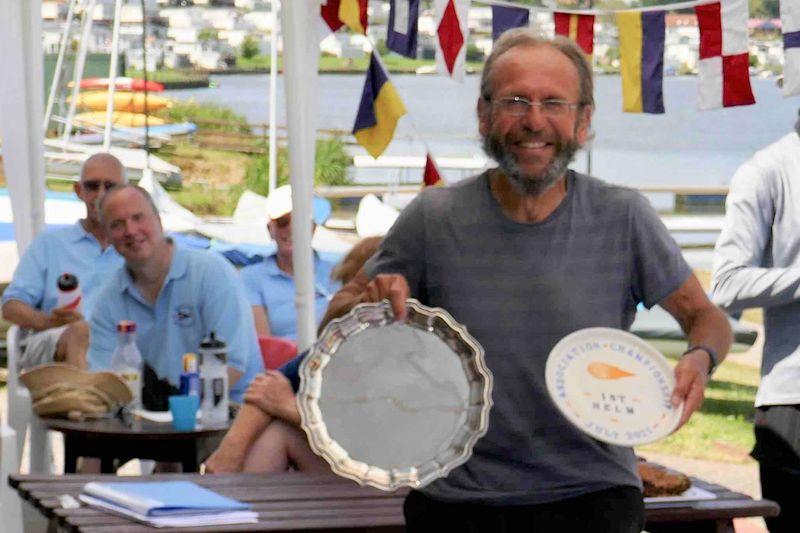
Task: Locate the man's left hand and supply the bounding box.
[243,371,299,425]
[670,349,710,429]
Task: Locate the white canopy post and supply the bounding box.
[0,0,46,253]
[281,0,320,351]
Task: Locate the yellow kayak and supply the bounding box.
[74,111,166,127]
[73,91,172,113]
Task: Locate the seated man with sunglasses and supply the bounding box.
[2,153,125,370]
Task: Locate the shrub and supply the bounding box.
[245,136,352,195]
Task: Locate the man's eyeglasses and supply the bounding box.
[492,96,580,118]
[81,180,118,192]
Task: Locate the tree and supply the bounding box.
[198,28,219,43]
[240,36,260,60]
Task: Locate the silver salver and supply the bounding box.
[298,299,493,491]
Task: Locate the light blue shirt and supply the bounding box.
[88,246,264,403]
[1,221,123,319]
[239,252,340,341]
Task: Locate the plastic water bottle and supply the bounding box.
[110,320,143,409]
[198,332,229,427]
[56,273,82,312]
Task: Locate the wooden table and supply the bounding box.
[43,416,228,474]
[8,472,779,533]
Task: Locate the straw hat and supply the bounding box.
[20,363,133,419]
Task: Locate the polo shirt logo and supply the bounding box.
[174,304,196,327]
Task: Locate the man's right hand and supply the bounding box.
[320,271,412,329]
[48,305,84,327]
[361,273,411,321]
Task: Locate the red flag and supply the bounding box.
[321,0,344,33]
[423,154,443,187]
[554,12,595,56]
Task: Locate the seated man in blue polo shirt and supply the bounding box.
[1,153,125,370]
[87,184,263,403]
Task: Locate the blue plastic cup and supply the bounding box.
[168,394,199,431]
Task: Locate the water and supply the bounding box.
[165,73,798,186]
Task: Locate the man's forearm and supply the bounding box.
[2,300,53,331]
[218,403,272,457]
[686,306,733,367]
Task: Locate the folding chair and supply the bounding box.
[6,325,53,474]
[258,335,298,370]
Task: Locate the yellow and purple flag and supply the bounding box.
[339,0,368,35]
[617,11,665,114]
[353,54,407,159]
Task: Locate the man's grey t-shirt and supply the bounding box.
[366,170,692,505]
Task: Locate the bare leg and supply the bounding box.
[242,419,329,474]
[55,321,89,370]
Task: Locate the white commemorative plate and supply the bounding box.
[545,327,683,447]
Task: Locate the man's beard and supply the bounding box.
[482,132,579,197]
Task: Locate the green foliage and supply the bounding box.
[198,27,219,43]
[155,99,250,133]
[245,137,352,195]
[750,0,779,18]
[375,39,390,56]
[466,43,485,63]
[169,183,244,216]
[240,36,260,60]
[235,54,271,70]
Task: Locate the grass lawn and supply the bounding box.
[635,339,758,463]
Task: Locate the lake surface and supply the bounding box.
[166,73,799,187]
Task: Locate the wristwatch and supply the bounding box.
[682,345,719,376]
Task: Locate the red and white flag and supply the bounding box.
[781,1,800,96]
[423,153,444,187]
[695,0,754,109]
[434,0,469,81]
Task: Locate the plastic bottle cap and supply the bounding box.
[57,273,79,291]
[116,320,136,333]
[200,331,226,349]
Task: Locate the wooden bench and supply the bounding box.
[9,472,778,532]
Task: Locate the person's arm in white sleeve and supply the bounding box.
[712,162,800,313]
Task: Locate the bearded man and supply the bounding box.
[321,30,732,532]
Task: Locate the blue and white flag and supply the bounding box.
[492,5,529,41]
[387,0,420,58]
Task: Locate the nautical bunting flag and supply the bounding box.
[554,12,595,56]
[423,153,444,187]
[321,0,344,33]
[617,10,665,114]
[781,1,800,96]
[695,0,754,109]
[435,0,469,81]
[387,0,420,58]
[353,54,407,159]
[492,5,529,41]
[339,0,368,35]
